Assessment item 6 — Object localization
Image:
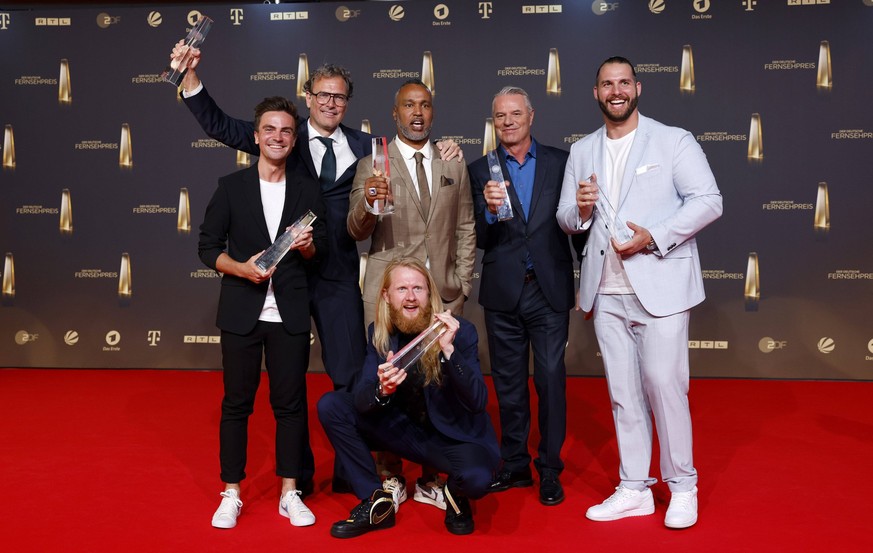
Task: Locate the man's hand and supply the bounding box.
[435,139,464,162]
[484,179,510,215]
[170,39,202,93]
[237,252,275,284]
[434,310,459,358]
[289,225,315,259]
[377,356,407,396]
[363,173,390,207]
[611,221,653,256]
[575,174,598,222]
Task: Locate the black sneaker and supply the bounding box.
[330,489,395,539]
[443,486,474,535]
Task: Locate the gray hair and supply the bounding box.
[492,86,533,112]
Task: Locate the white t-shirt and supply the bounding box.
[258,178,286,322]
[598,130,636,295]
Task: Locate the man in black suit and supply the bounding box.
[468,86,584,506]
[199,96,327,529]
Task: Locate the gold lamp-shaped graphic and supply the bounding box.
[2,253,14,302]
[119,123,133,169]
[814,182,830,235]
[178,188,191,234]
[60,188,73,235]
[296,54,309,99]
[747,114,763,162]
[547,48,561,96]
[2,124,14,170]
[744,252,760,312]
[680,45,695,93]
[816,41,832,90]
[422,51,435,96]
[59,59,72,105]
[118,253,132,300]
[360,119,371,134]
[236,150,250,168]
[482,118,496,156]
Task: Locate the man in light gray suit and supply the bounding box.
[557,56,722,529]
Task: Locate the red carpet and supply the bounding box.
[1,369,870,552]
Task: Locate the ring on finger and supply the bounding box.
[368,187,377,197]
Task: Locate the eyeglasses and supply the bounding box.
[312,91,349,106]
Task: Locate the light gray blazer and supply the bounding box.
[556,114,723,317]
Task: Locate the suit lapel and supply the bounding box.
[242,165,272,242]
[427,154,442,222]
[280,169,304,229]
[618,115,650,210]
[297,122,319,182]
[527,142,546,222]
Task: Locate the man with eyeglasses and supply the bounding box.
[169,44,462,498]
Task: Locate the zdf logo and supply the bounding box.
[758,337,787,353]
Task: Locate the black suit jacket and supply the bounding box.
[184,86,371,283]
[469,140,585,313]
[198,163,327,335]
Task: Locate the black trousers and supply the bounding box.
[485,278,568,475]
[219,321,310,483]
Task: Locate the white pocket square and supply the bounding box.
[635,163,660,175]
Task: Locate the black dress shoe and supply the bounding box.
[488,469,534,492]
[444,487,474,535]
[539,472,564,506]
[330,489,395,539]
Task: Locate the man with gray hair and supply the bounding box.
[468,86,585,506]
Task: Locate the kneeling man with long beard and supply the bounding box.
[318,257,499,537]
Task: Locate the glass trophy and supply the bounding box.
[486,149,513,221]
[254,210,318,272]
[161,15,213,86]
[589,174,633,244]
[388,320,447,372]
[371,137,395,215]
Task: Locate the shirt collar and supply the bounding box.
[394,135,434,161]
[307,120,345,146]
[500,137,537,163]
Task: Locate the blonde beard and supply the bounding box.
[389,302,433,336]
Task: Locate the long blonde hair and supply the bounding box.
[374,257,445,386]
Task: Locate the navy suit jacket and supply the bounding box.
[352,318,499,459]
[469,140,584,313]
[184,87,371,284]
[198,163,327,335]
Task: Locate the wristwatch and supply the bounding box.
[645,238,657,251]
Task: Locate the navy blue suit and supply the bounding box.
[317,318,500,500]
[468,139,584,477]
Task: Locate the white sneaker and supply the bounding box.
[211,489,243,529]
[413,476,447,510]
[279,490,316,527]
[664,486,698,529]
[382,475,407,513]
[586,486,655,522]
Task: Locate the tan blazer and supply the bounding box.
[348,139,476,324]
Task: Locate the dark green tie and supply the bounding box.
[316,136,335,187]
